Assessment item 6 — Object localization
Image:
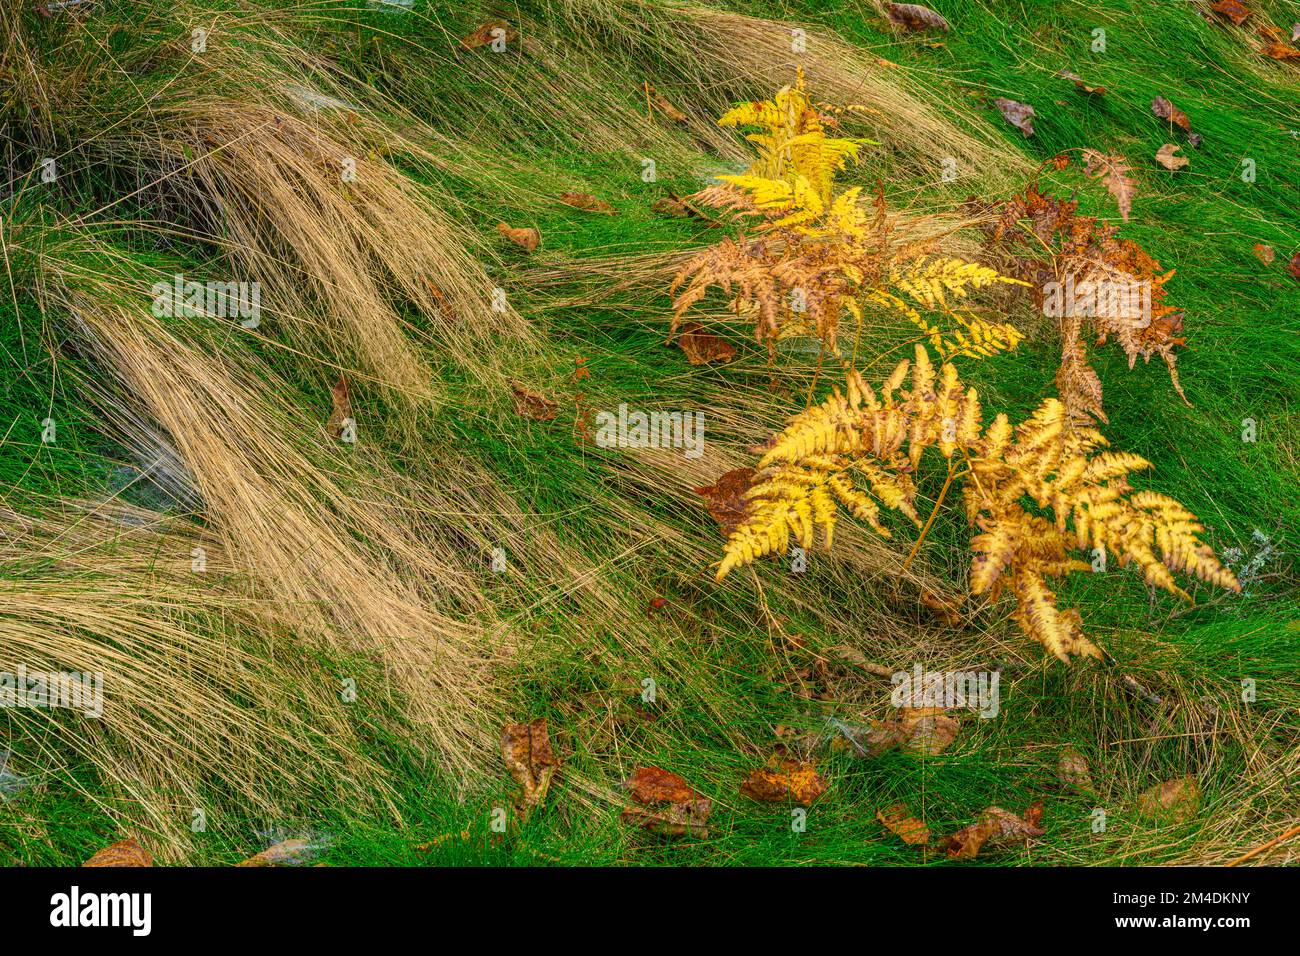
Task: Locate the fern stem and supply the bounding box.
[898,459,962,582]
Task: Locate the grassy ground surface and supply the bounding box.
[0,0,1296,866]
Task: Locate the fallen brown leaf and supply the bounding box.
[460,20,518,51]
[652,195,691,218]
[235,838,321,867]
[1210,0,1251,26]
[501,718,560,809]
[1155,143,1189,171]
[886,3,950,32]
[648,87,687,123]
[621,766,710,837]
[945,805,1045,859]
[1056,746,1095,793]
[739,756,829,805]
[497,221,540,253]
[1083,149,1137,220]
[1152,96,1201,146]
[559,191,617,215]
[509,381,558,422]
[877,802,931,845]
[1136,776,1200,823]
[825,644,894,677]
[993,97,1036,137]
[1058,70,1106,95]
[1290,252,1300,280]
[1252,243,1275,265]
[693,467,755,536]
[326,375,351,440]
[677,322,737,364]
[898,706,960,755]
[1261,40,1300,60]
[83,838,151,867]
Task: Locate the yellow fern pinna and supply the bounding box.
[716,345,1240,662]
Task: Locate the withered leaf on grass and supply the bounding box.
[1289,252,1300,280]
[1152,96,1201,147]
[886,3,950,32]
[1058,70,1106,95]
[1210,0,1251,26]
[677,322,737,365]
[1155,143,1189,171]
[739,756,829,805]
[693,467,755,537]
[1082,149,1136,221]
[620,766,710,837]
[326,375,352,440]
[509,381,558,421]
[652,195,691,218]
[1056,746,1095,793]
[501,718,560,809]
[993,98,1036,137]
[1136,776,1200,823]
[83,837,152,867]
[1252,243,1275,265]
[1261,40,1300,60]
[877,803,931,845]
[648,87,688,123]
[898,706,960,755]
[559,191,617,215]
[460,21,518,51]
[235,838,326,867]
[497,221,540,253]
[945,804,1045,859]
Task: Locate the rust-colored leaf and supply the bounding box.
[1082,149,1136,221]
[460,20,518,51]
[677,322,737,365]
[326,375,351,440]
[898,705,960,755]
[994,98,1036,137]
[693,467,755,537]
[944,805,1045,859]
[509,380,558,421]
[1058,70,1106,95]
[739,756,829,805]
[1152,96,1200,146]
[500,718,560,809]
[648,87,688,123]
[1155,143,1189,171]
[1210,0,1251,26]
[559,191,617,215]
[1136,776,1200,823]
[620,767,710,837]
[497,221,540,253]
[235,838,323,867]
[1057,746,1095,793]
[1252,243,1275,265]
[877,802,931,845]
[1289,252,1300,280]
[886,3,950,32]
[1261,40,1300,60]
[83,837,152,867]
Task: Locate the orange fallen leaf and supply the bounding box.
[501,718,560,809]
[693,467,755,537]
[83,838,152,867]
[1155,143,1189,171]
[235,838,323,867]
[1136,776,1200,823]
[945,805,1045,859]
[497,221,540,253]
[559,191,617,215]
[621,766,710,837]
[898,706,960,755]
[1152,96,1200,146]
[1261,40,1300,60]
[460,20,518,50]
[326,375,351,440]
[739,756,829,805]
[1289,252,1300,280]
[509,381,558,421]
[1210,0,1251,25]
[676,322,736,365]
[1057,70,1106,95]
[652,195,691,218]
[647,86,687,123]
[877,802,931,845]
[1252,243,1275,265]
